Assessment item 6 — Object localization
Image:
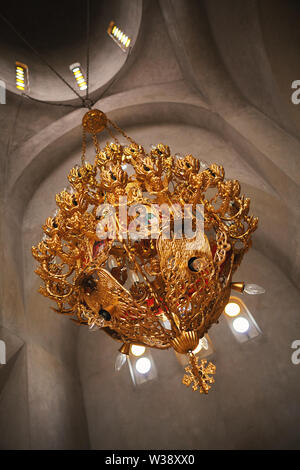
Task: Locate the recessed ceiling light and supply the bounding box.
[69,62,87,91]
[107,21,131,52]
[131,344,146,357]
[225,302,240,317]
[232,317,250,334]
[15,62,29,92]
[135,357,151,374]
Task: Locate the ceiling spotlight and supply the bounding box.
[232,317,250,334]
[131,344,146,357]
[107,21,131,52]
[15,62,29,92]
[135,357,151,374]
[69,62,87,91]
[224,302,240,317]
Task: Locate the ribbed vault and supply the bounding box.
[1,0,299,450]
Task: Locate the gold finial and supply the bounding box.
[182,353,216,394]
[231,282,245,293]
[119,343,131,355]
[82,109,107,134]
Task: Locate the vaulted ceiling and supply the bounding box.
[0,0,299,450]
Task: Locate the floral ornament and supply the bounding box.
[182,354,216,394]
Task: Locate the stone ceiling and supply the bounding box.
[0,0,299,450]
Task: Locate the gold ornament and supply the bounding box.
[32,109,258,393]
[182,354,216,394]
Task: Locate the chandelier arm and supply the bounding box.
[41,262,75,280]
[45,283,73,300]
[51,307,75,316]
[211,209,254,242]
[219,197,247,221]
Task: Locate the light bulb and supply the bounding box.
[200,160,209,170]
[244,284,266,295]
[128,270,139,284]
[200,337,208,350]
[192,336,209,354]
[131,344,146,357]
[115,352,127,372]
[232,317,250,333]
[107,255,118,270]
[192,340,202,355]
[158,314,172,330]
[135,357,151,374]
[88,322,99,331]
[225,302,240,317]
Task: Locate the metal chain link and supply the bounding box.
[86,0,90,101]
[107,126,120,145]
[107,118,139,147]
[81,128,87,166]
[92,133,101,156]
[83,117,141,165]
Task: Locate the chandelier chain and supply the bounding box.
[107,118,139,147]
[86,0,90,101]
[92,133,101,156]
[107,126,120,145]
[81,128,87,166]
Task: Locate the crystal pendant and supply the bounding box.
[115,352,127,372]
[200,160,209,170]
[244,284,266,295]
[159,314,172,330]
[224,220,233,227]
[64,185,74,194]
[200,337,208,350]
[128,270,140,284]
[107,255,118,271]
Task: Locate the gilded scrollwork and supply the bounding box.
[32,109,258,394]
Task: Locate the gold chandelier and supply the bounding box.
[32,109,258,394]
